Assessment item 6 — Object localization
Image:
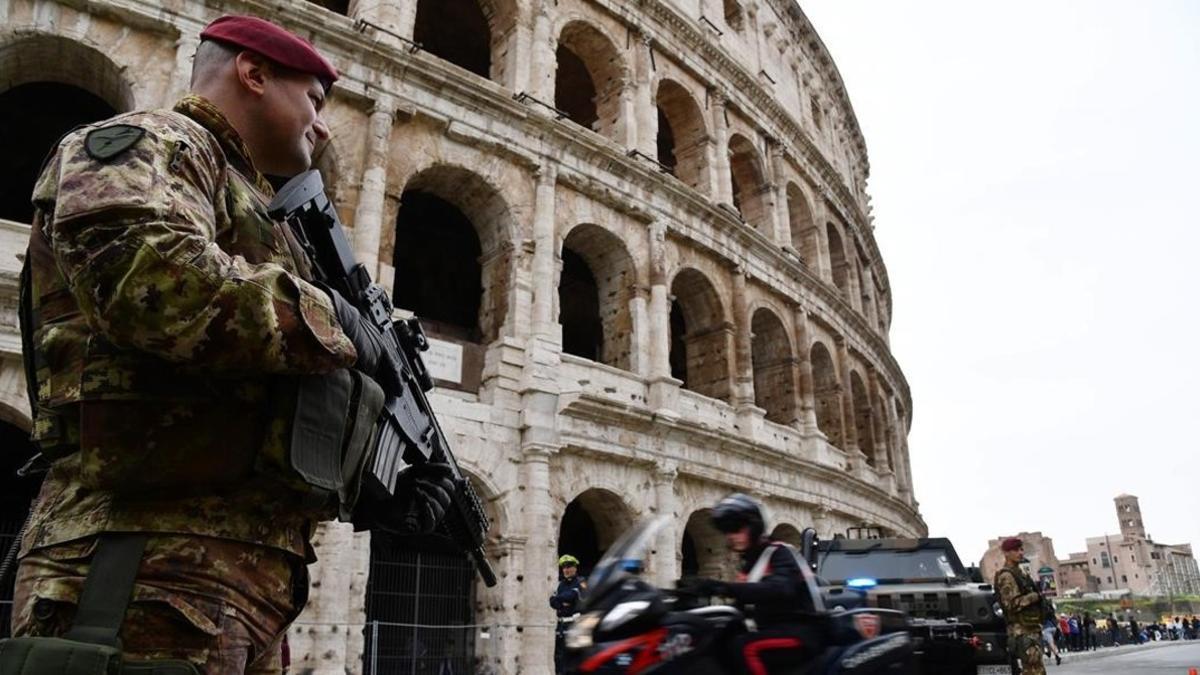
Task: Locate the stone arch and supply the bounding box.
[559,223,636,371]
[750,307,795,425]
[654,79,709,195]
[826,222,850,298]
[555,20,627,140]
[669,268,732,403]
[723,0,747,33]
[785,182,820,268]
[558,487,637,576]
[0,33,133,223]
[392,164,514,345]
[849,371,876,466]
[770,523,803,547]
[681,509,731,578]
[415,0,490,79]
[810,341,842,448]
[728,134,771,238]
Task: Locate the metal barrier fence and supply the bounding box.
[362,620,499,675]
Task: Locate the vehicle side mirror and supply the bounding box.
[801,527,819,572]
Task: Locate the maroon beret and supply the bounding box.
[1001,537,1024,552]
[200,15,338,90]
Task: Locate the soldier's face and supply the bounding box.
[258,70,330,176]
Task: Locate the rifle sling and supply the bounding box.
[64,534,149,648]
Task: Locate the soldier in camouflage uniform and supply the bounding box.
[994,538,1046,675]
[12,15,453,674]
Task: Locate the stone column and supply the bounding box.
[867,369,889,473]
[848,254,864,313]
[352,0,409,47]
[731,268,754,408]
[529,4,556,102]
[861,267,881,330]
[530,164,559,337]
[518,444,557,673]
[810,196,832,281]
[791,306,818,433]
[835,338,860,459]
[619,82,638,149]
[647,221,680,415]
[164,32,200,106]
[494,536,527,675]
[771,143,793,248]
[893,399,914,501]
[652,464,679,585]
[291,522,368,675]
[633,33,658,157]
[352,98,396,276]
[709,90,733,205]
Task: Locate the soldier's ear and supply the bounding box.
[234,51,271,97]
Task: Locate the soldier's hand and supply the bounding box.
[321,284,397,389]
[396,463,456,534]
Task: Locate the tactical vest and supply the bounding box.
[995,566,1043,627]
[20,111,364,510]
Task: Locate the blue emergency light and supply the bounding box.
[846,577,878,589]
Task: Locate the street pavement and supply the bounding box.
[977,641,1200,674]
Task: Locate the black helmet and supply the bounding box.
[710,493,766,540]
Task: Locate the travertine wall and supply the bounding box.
[0,0,922,672]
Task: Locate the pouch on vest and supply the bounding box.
[290,368,385,517]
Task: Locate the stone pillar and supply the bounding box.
[771,143,793,248]
[530,164,559,336]
[810,196,832,281]
[352,98,396,276]
[633,33,658,157]
[518,444,557,673]
[529,5,556,102]
[619,82,638,149]
[494,536,527,675]
[352,0,409,47]
[867,369,889,473]
[893,399,914,502]
[647,221,680,414]
[847,254,864,313]
[164,32,200,106]
[835,338,860,459]
[731,268,754,408]
[291,522,370,675]
[862,267,881,330]
[652,464,679,585]
[791,306,818,433]
[709,91,733,205]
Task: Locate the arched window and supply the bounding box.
[728,134,771,238]
[669,269,731,403]
[682,510,731,578]
[306,0,348,13]
[723,0,746,32]
[555,22,625,140]
[559,488,635,576]
[786,183,819,267]
[558,225,636,371]
[414,0,492,78]
[810,342,842,448]
[655,80,709,195]
[750,308,796,424]
[826,223,850,298]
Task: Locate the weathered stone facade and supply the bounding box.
[0,0,922,672]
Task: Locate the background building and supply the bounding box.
[0,0,922,672]
[980,531,1060,595]
[981,495,1200,601]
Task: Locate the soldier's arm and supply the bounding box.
[38,115,355,374]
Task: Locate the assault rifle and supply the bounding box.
[268,170,496,587]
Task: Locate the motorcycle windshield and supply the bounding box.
[584,516,668,606]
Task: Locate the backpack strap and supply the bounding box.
[64,534,149,647]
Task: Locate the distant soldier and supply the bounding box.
[994,538,1046,674]
[550,554,587,673]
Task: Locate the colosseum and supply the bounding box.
[0,0,923,672]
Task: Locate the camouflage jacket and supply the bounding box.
[20,95,357,559]
[994,563,1043,631]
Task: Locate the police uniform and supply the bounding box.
[549,558,586,674]
[13,17,355,674]
[995,559,1046,675]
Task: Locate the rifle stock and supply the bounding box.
[269,170,497,587]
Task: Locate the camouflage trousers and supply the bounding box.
[13,534,308,674]
[1008,628,1046,675]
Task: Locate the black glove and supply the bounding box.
[678,577,730,597]
[321,284,395,388]
[394,462,456,534]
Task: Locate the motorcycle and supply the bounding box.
[564,517,916,674]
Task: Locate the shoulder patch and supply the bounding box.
[84,124,146,162]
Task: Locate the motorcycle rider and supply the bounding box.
[550,553,587,673]
[684,493,821,673]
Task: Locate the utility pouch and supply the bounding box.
[0,535,199,675]
[290,368,385,516]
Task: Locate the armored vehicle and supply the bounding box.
[807,535,1007,674]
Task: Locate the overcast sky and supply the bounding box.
[799,1,1200,566]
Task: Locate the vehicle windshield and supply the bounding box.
[818,548,963,583]
[584,516,667,606]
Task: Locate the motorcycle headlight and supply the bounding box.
[566,612,601,650]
